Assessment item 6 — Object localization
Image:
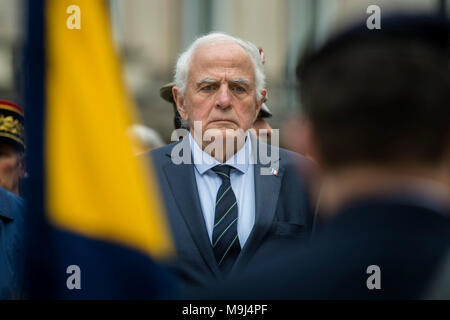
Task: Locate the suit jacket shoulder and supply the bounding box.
[0,187,26,299]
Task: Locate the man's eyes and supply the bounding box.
[201,85,216,91]
[199,84,247,93]
[231,86,245,93]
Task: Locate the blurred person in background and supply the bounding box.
[0,100,26,299]
[159,82,190,131]
[199,15,450,299]
[128,124,165,155]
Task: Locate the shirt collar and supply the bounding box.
[189,132,252,175]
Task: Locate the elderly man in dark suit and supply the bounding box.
[151,33,315,290]
[200,15,450,300]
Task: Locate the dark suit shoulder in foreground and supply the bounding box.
[203,196,450,299]
[0,187,26,299]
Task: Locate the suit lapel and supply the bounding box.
[231,136,283,273]
[162,138,222,278]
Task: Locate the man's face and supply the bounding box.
[0,141,24,195]
[174,41,266,144]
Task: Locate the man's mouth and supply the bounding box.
[209,119,236,125]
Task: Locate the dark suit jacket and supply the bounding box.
[205,194,450,299]
[150,134,315,289]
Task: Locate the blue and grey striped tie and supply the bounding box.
[211,165,241,274]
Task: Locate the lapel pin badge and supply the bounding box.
[271,168,278,176]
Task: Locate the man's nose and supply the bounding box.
[216,85,231,109]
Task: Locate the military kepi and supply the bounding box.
[0,100,25,151]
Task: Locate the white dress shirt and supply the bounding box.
[189,133,255,248]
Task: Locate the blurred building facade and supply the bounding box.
[0,0,446,143]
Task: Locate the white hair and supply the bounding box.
[174,32,266,101]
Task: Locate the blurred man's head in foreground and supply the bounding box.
[297,15,450,211]
[0,100,26,195]
[128,124,165,155]
[298,15,449,171]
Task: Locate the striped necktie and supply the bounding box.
[211,165,241,274]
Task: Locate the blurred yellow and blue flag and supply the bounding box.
[24,0,174,299]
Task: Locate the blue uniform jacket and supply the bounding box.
[0,187,26,299]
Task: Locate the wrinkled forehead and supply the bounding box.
[188,40,255,81]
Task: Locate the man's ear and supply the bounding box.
[255,89,267,120]
[172,86,188,121]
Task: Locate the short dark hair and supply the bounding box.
[297,27,450,170]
